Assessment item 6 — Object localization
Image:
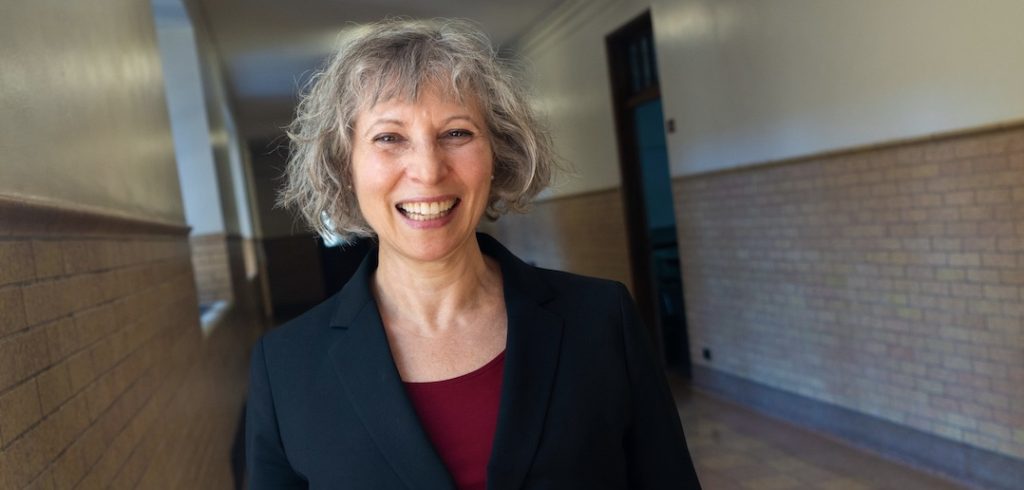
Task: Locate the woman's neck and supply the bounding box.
[372,237,502,337]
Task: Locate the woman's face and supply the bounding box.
[350,84,494,263]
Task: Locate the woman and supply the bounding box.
[247,19,701,490]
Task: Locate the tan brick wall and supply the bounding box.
[0,199,262,489]
[484,187,633,289]
[190,233,232,305]
[674,125,1024,460]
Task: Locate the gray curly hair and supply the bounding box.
[278,18,556,241]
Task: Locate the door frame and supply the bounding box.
[605,11,666,362]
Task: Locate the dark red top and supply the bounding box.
[403,351,505,490]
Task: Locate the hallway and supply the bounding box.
[2,0,1024,488]
[672,380,963,490]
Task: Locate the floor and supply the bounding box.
[671,380,967,490]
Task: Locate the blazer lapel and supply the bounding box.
[328,249,456,490]
[325,235,565,490]
[481,235,565,490]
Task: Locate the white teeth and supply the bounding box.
[397,199,457,220]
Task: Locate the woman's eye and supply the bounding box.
[445,129,473,138]
[373,134,400,143]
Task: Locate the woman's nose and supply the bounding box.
[405,142,448,184]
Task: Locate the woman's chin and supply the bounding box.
[380,228,478,265]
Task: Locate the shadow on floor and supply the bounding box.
[670,377,966,490]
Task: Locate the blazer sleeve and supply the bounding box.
[617,284,702,489]
[246,337,307,489]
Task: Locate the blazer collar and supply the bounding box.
[327,233,564,490]
[328,233,555,328]
[480,235,564,490]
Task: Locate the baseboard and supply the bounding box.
[692,365,1024,490]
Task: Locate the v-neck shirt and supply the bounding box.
[403,350,506,490]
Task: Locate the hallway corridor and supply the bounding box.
[3,0,1023,488]
[673,380,964,490]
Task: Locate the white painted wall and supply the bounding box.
[517,0,1024,195]
[154,16,226,235]
[0,0,183,222]
[193,7,259,239]
[656,0,1024,176]
[153,0,258,238]
[195,24,250,238]
[223,113,256,238]
[518,0,651,198]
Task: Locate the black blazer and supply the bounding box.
[246,234,701,489]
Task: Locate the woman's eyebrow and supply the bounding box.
[442,115,478,126]
[363,118,404,136]
[363,114,479,137]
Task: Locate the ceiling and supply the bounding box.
[194,0,569,140]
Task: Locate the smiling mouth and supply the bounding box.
[395,198,460,221]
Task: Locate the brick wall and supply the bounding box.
[0,198,263,488]
[675,125,1024,460]
[190,233,232,305]
[484,187,633,289]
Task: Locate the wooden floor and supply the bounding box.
[671,379,967,490]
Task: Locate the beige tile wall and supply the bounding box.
[674,124,1024,460]
[0,200,263,489]
[485,187,633,289]
[190,233,232,305]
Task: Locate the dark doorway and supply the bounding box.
[606,12,692,377]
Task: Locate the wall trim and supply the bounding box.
[693,365,1024,490]
[516,0,619,55]
[0,195,190,237]
[532,119,1023,201]
[190,232,251,241]
[531,185,621,206]
[674,118,1024,182]
[190,232,255,242]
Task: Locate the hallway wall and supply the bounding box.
[505,0,1024,485]
[517,0,1024,194]
[490,0,651,287]
[655,0,1024,177]
[516,0,651,200]
[0,1,184,224]
[246,140,327,318]
[676,124,1024,465]
[483,188,633,288]
[155,6,226,237]
[176,0,262,307]
[0,1,262,488]
[190,233,233,304]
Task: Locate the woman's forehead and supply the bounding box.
[356,85,485,124]
[360,69,478,107]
